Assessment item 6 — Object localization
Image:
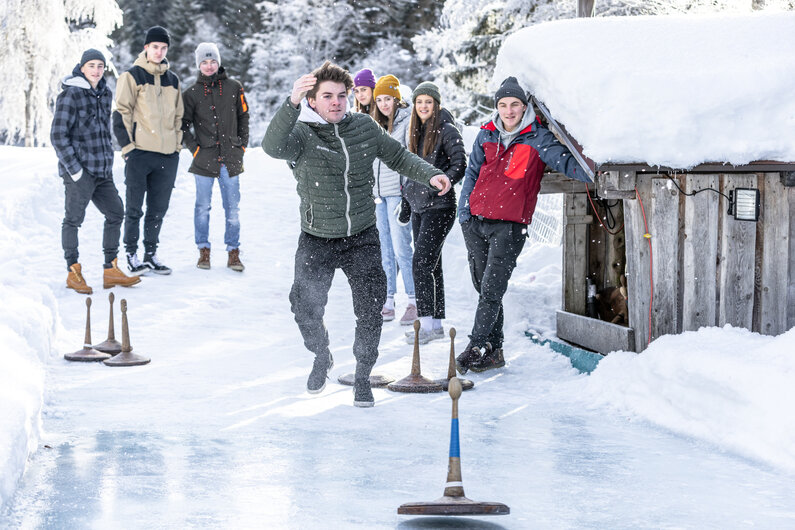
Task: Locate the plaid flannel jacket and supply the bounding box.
[50,65,114,179]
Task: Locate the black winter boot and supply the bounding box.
[455,343,484,375]
[353,361,374,407]
[469,345,505,373]
[307,351,334,394]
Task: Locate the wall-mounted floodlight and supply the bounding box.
[729,188,760,222]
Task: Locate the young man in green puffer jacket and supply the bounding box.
[262,61,451,408]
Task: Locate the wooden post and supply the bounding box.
[623,177,652,352]
[578,0,596,17]
[650,178,680,339]
[563,193,590,315]
[757,173,790,335]
[789,186,795,330]
[718,174,758,329]
[682,174,720,330]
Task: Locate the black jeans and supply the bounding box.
[123,150,179,255]
[289,226,386,368]
[411,207,456,319]
[461,218,527,349]
[62,171,124,268]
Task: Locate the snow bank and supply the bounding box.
[0,147,61,507]
[495,12,795,168]
[583,325,795,472]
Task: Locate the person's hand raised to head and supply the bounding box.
[430,174,452,195]
[290,74,317,108]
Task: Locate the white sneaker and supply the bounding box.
[126,252,151,276]
[405,327,445,345]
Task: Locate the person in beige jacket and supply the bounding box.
[112,25,183,275]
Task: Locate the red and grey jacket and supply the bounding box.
[458,117,590,225]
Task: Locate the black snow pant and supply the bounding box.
[289,226,387,370]
[411,207,456,319]
[61,170,124,269]
[123,150,179,255]
[461,217,527,350]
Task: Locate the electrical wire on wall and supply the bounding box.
[585,183,625,235]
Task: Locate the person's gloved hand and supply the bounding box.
[394,197,412,226]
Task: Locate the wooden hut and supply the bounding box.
[540,162,795,354]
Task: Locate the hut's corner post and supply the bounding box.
[562,193,590,316]
[623,178,652,352]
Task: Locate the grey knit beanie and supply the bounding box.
[195,42,221,69]
[80,49,106,67]
[412,81,441,105]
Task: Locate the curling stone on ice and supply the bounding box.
[397,377,509,516]
[387,320,443,393]
[103,299,150,367]
[64,297,111,362]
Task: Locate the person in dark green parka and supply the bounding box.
[262,61,451,408]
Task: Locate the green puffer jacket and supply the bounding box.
[262,97,440,238]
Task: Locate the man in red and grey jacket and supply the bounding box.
[456,76,590,374]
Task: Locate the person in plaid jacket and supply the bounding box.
[51,49,141,294]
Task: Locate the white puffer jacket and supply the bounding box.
[372,102,412,198]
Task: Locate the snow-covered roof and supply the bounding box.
[494,12,795,169]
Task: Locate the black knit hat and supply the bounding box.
[494,76,528,107]
[145,26,170,46]
[80,49,105,66]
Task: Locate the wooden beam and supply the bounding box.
[540,172,588,194]
[556,310,635,354]
[650,177,681,339]
[789,186,795,330]
[578,0,596,17]
[597,162,795,173]
[596,171,637,199]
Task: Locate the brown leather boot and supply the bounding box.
[103,258,142,289]
[227,248,244,272]
[67,263,93,294]
[197,247,211,269]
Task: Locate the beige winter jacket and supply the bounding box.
[113,51,184,156]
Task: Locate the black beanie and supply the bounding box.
[145,26,170,46]
[80,49,105,66]
[494,76,528,107]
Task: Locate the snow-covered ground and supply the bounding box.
[1,145,794,528]
[496,12,795,168]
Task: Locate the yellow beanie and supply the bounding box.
[373,75,401,100]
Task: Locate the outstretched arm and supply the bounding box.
[536,126,591,182]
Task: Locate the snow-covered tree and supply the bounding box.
[0,0,122,146]
[414,0,795,125]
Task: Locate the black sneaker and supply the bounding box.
[307,352,334,394]
[143,253,172,275]
[126,252,151,276]
[353,377,374,408]
[469,345,505,373]
[455,343,484,375]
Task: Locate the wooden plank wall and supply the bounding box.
[620,173,790,352]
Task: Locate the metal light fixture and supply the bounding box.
[729,188,760,222]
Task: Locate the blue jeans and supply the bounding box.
[194,165,240,251]
[374,196,415,297]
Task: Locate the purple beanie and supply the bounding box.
[353,68,376,89]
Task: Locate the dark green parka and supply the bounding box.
[262,98,440,238]
[182,67,249,177]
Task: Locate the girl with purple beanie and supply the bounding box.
[352,68,376,113]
